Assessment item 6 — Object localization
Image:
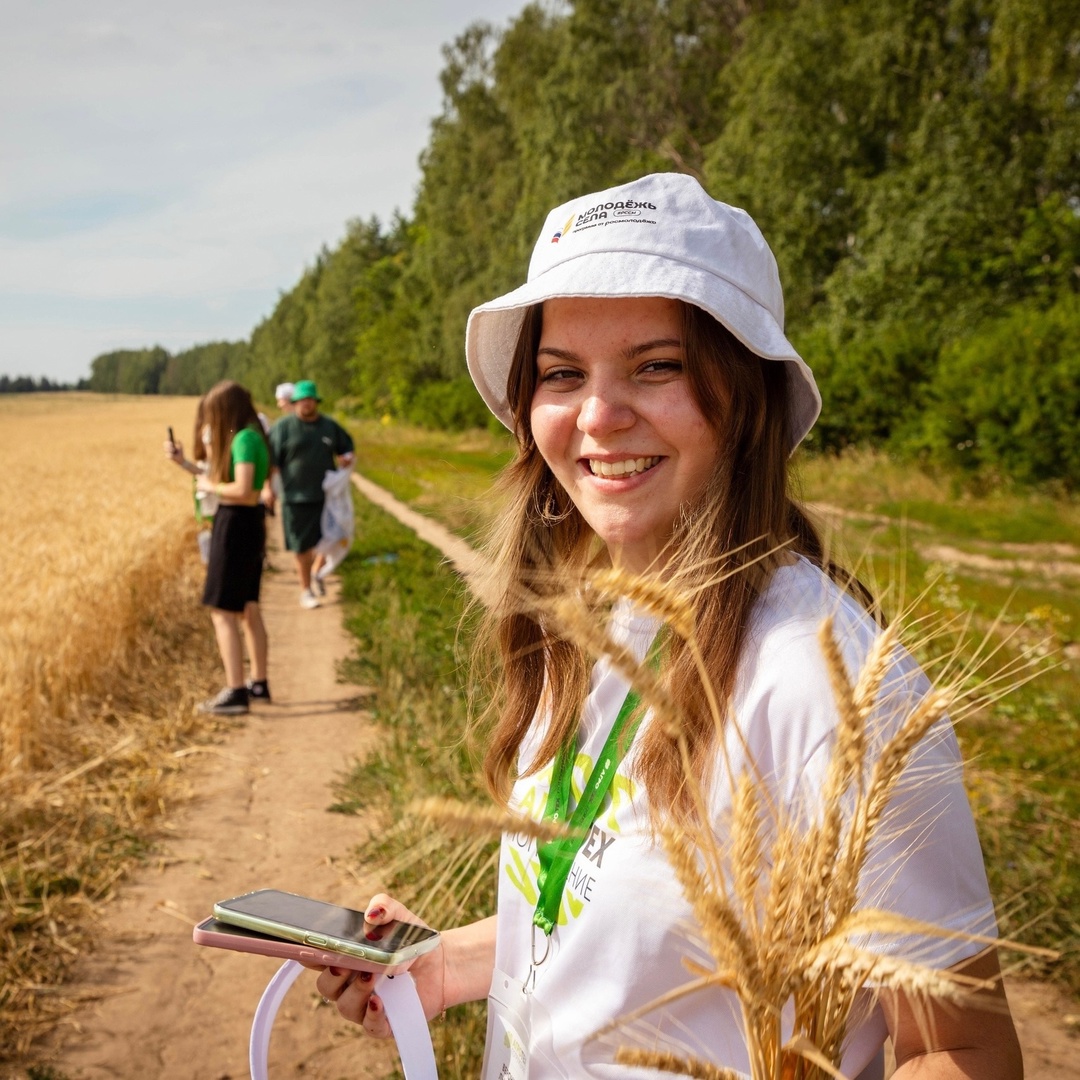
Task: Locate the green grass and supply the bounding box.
[334,493,496,1079]
[345,418,513,543]
[797,447,1080,545]
[336,425,1080,1011]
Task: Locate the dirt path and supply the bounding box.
[36,519,395,1080]
[28,478,1080,1079]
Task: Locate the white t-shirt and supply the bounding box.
[493,556,996,1079]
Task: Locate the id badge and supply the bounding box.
[480,968,531,1080]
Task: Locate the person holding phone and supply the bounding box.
[166,381,272,714]
[313,174,1021,1078]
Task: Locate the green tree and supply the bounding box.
[88,347,168,393]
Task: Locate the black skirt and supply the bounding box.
[202,504,266,612]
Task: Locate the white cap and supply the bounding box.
[275,382,296,402]
[466,172,820,449]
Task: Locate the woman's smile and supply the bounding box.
[530,295,721,571]
[585,455,663,478]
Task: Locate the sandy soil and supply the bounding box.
[22,478,1080,1079]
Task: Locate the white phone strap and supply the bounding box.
[249,960,438,1080]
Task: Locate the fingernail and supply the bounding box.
[368,998,379,1014]
[359,971,373,983]
[366,906,385,920]
[328,967,346,977]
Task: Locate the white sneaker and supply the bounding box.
[299,588,320,609]
[312,574,326,597]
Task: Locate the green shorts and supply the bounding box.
[282,500,323,553]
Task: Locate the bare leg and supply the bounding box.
[295,549,315,591]
[312,551,327,580]
[242,602,268,681]
[209,609,245,688]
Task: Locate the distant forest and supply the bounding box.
[87,0,1080,488]
[0,374,72,393]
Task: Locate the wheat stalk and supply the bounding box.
[589,567,697,640]
[408,795,574,845]
[447,561,1055,1077]
[554,567,1055,1078]
[614,1048,743,1079]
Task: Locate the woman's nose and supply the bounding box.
[577,385,635,436]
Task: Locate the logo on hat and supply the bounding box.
[550,213,577,243]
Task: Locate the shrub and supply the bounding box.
[914,298,1080,488]
[798,322,938,453]
[405,375,493,431]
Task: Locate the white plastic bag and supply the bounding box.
[196,527,212,565]
[315,466,354,576]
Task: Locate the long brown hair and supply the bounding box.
[470,301,874,826]
[201,381,268,484]
[192,395,208,464]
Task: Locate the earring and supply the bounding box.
[531,478,571,526]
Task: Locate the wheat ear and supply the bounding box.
[588,567,696,640]
[614,1048,743,1079]
[660,821,761,998]
[408,796,573,844]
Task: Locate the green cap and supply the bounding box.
[291,379,320,402]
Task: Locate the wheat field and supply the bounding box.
[0,392,224,1060]
[0,393,207,773]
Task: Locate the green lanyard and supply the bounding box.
[532,686,643,935]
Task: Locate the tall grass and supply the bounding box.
[0,395,227,1064]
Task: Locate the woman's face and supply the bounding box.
[530,296,722,572]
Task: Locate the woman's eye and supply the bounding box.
[640,359,683,376]
[538,367,582,384]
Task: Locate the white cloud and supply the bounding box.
[0,0,529,381]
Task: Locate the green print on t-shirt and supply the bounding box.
[504,752,638,926]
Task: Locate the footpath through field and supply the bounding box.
[39,509,397,1080]
[35,474,1078,1079]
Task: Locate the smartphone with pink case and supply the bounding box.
[193,917,419,974]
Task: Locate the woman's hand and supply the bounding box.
[314,894,446,1037]
[165,438,185,466]
[194,473,215,494]
[312,894,497,1039]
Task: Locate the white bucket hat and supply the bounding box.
[275,382,296,403]
[465,172,821,449]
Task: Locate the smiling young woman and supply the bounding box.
[308,173,1021,1080]
[528,295,720,573]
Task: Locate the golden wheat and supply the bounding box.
[614,1047,743,1079]
[0,393,204,774]
[409,795,574,845]
[413,565,1055,1079]
[0,393,226,1061]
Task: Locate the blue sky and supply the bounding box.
[0,0,531,382]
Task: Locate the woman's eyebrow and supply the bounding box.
[625,337,682,357]
[537,338,683,362]
[536,346,579,361]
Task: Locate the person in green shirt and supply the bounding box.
[268,380,354,609]
[169,380,273,715]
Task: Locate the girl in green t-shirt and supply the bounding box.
[167,381,272,715]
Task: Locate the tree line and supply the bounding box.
[88,0,1080,488]
[0,374,73,393]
